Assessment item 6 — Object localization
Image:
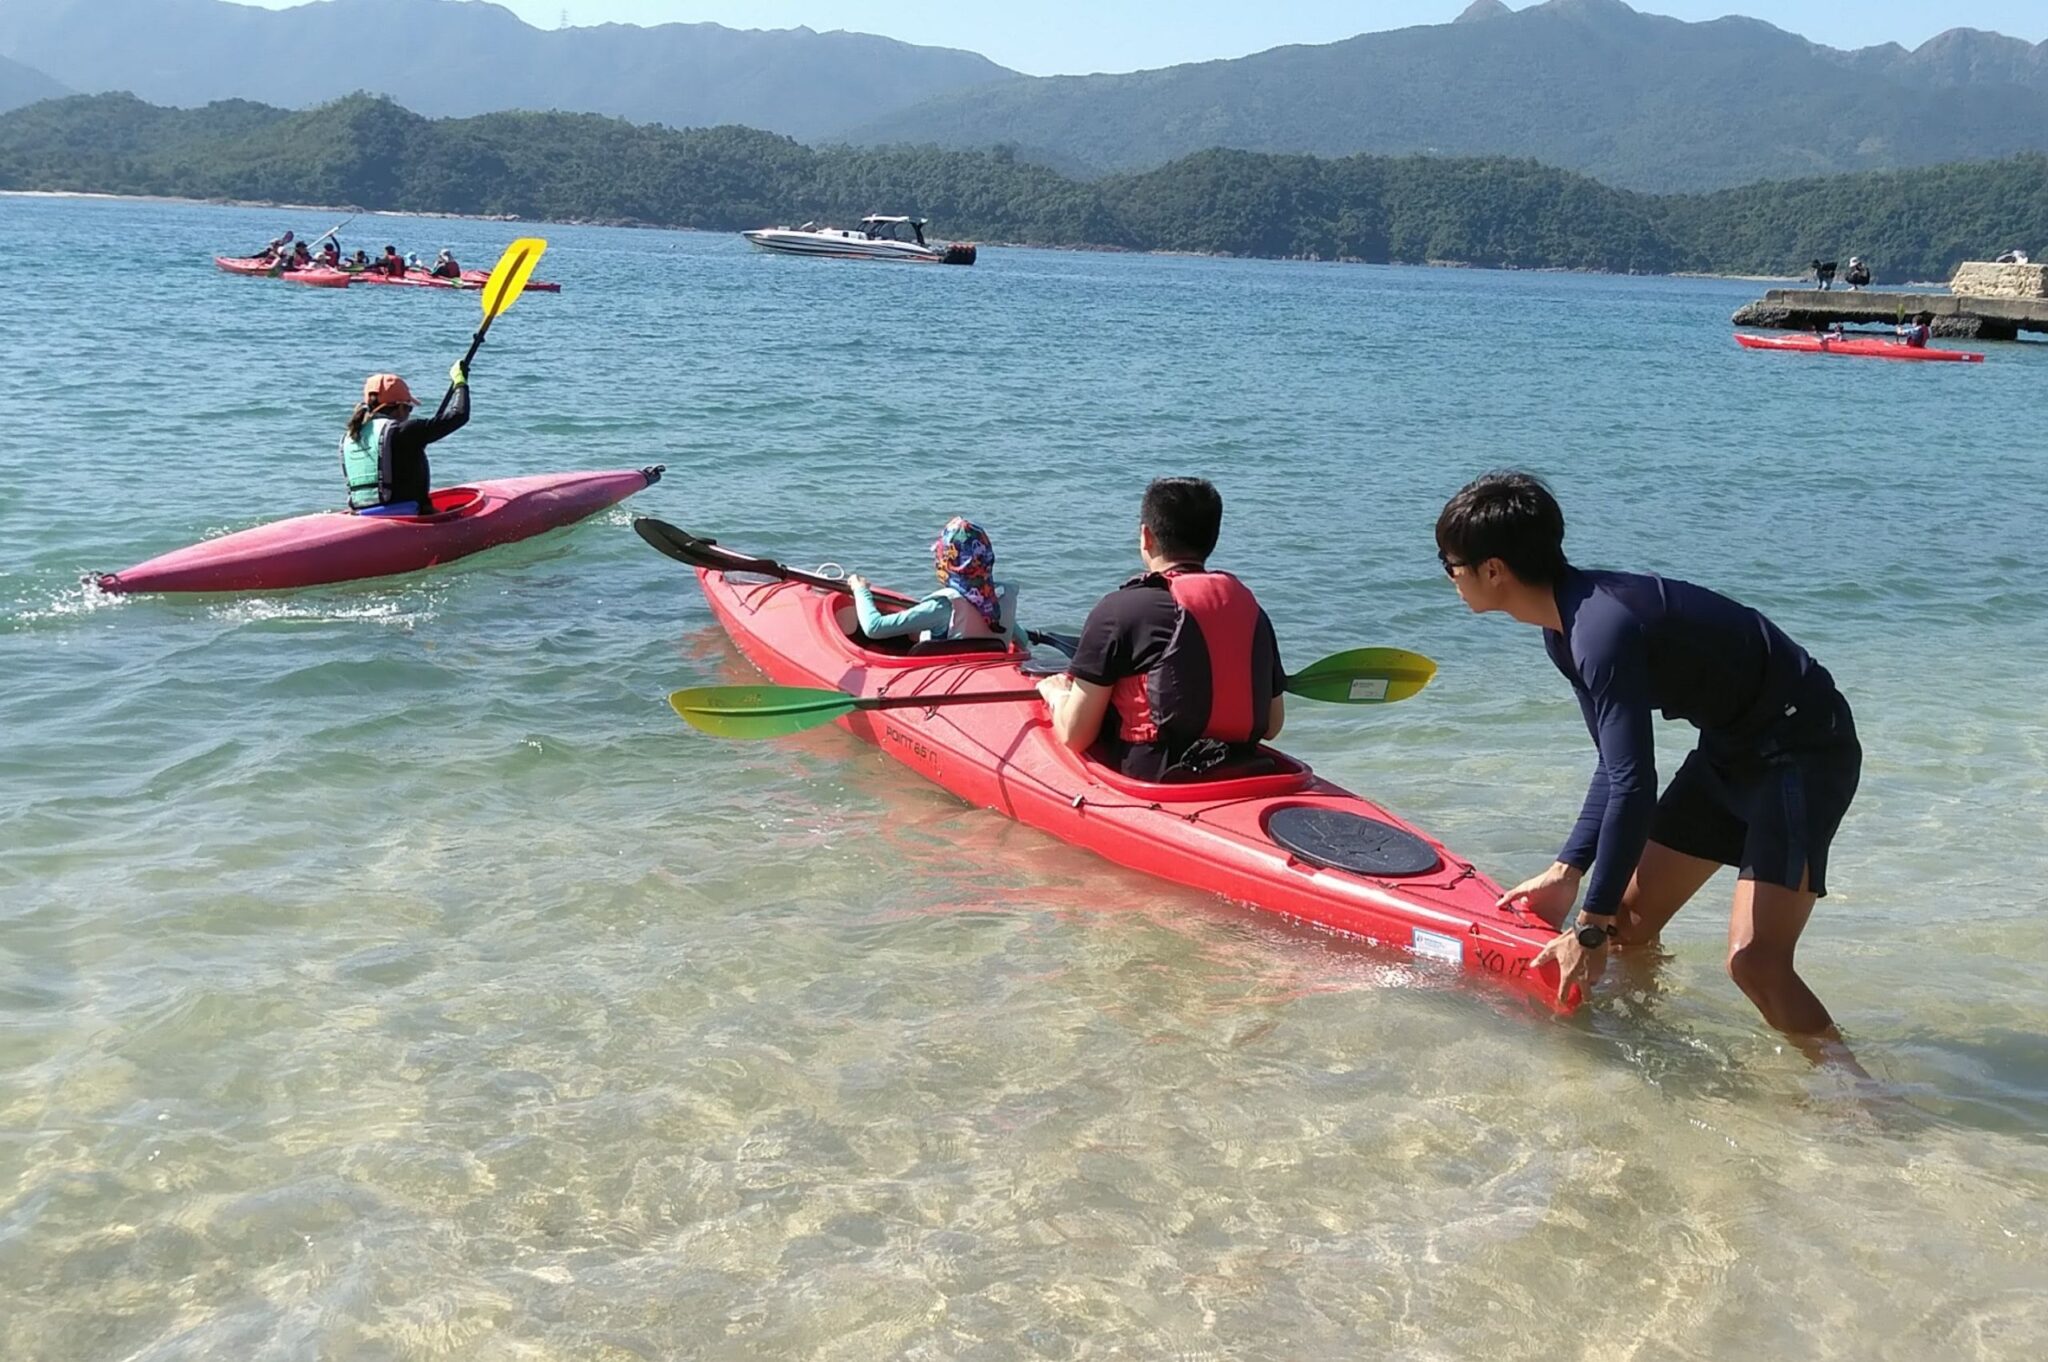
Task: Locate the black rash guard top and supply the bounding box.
[1543,567,1835,914]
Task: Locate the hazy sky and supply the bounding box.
[241,1,2048,76]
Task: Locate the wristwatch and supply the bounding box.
[1575,916,1618,950]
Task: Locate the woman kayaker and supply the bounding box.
[430,249,462,280]
[285,241,314,272]
[317,239,341,268]
[339,365,470,517]
[1896,312,1933,348]
[257,230,293,262]
[847,518,1023,649]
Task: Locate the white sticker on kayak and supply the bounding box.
[1349,678,1389,701]
[1411,928,1463,965]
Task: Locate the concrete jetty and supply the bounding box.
[1731,261,2048,340]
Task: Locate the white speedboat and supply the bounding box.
[741,216,976,265]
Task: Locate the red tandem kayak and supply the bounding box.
[350,269,464,290]
[648,523,1573,1010]
[214,257,352,287]
[98,467,663,594]
[461,269,560,293]
[1734,333,1983,362]
[282,268,352,288]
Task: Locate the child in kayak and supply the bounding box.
[1436,470,1861,1046]
[847,518,1022,648]
[1036,477,1286,782]
[1896,312,1933,348]
[340,365,471,517]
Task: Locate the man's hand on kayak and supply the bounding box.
[1034,673,1072,708]
[1496,861,1583,927]
[1534,927,1609,1007]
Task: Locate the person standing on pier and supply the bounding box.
[1845,257,1871,289]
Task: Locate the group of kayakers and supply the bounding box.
[845,477,1860,1049]
[254,231,464,279]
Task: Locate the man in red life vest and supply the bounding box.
[1036,477,1286,781]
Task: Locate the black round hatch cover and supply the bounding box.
[1265,806,1443,878]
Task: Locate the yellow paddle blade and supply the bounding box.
[668,684,860,740]
[479,237,547,322]
[1285,647,1438,704]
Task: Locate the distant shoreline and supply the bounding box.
[1,189,1809,281]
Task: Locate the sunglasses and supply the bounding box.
[1438,551,1473,578]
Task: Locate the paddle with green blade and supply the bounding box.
[433,236,547,421]
[669,647,1437,740]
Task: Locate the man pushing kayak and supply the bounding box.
[1436,471,1861,1040]
[1036,477,1286,781]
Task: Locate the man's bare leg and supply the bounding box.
[1614,840,1722,947]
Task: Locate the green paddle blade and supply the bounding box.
[1285,647,1437,704]
[668,684,859,739]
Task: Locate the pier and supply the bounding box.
[1731,262,2048,340]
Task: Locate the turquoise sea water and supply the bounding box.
[3,193,2045,1360]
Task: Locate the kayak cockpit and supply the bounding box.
[355,487,486,521]
[1047,738,1318,802]
[827,599,1029,660]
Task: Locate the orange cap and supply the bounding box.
[362,373,416,408]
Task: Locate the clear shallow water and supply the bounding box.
[2,193,2044,1360]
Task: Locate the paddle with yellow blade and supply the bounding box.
[432,236,547,421]
[669,647,1438,741]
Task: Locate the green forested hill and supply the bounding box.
[3,92,2043,282]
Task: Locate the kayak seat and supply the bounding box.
[1264,806,1442,878]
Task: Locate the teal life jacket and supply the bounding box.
[340,415,394,510]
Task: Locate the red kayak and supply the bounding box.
[215,257,352,287]
[1735,333,1983,362]
[647,522,1572,1010]
[98,467,663,594]
[461,269,560,293]
[350,269,464,290]
[282,268,352,289]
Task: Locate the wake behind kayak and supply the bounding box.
[97,467,662,594]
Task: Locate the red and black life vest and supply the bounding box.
[1109,569,1277,749]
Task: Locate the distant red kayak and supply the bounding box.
[1735,332,1983,363]
[215,257,352,287]
[97,467,663,594]
[350,269,464,290]
[282,268,352,289]
[461,269,560,293]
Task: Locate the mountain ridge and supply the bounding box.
[848,0,2048,191]
[0,51,66,112]
[0,0,1018,143]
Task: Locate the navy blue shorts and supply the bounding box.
[1650,693,1861,896]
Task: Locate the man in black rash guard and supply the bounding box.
[1436,470,1861,1043]
[1037,478,1286,782]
